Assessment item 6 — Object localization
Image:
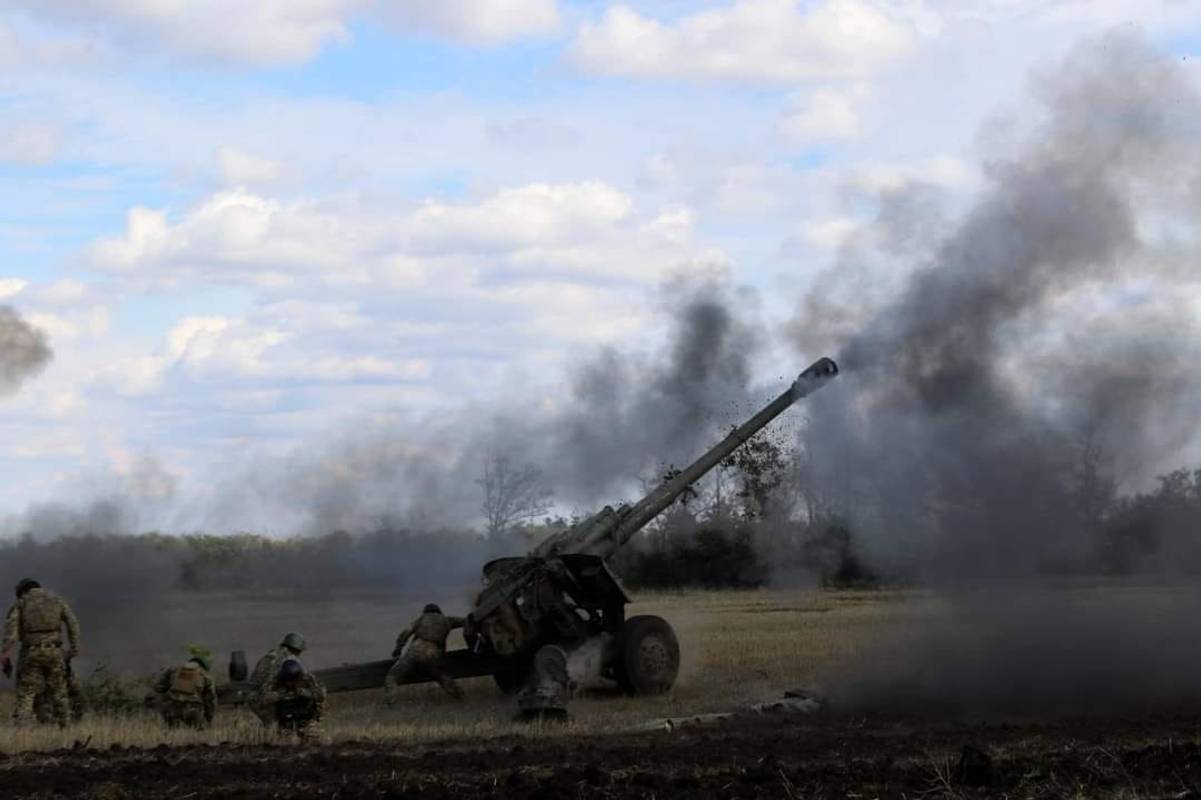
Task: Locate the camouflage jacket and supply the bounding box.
[2,588,82,655]
[156,661,218,720]
[250,645,296,690]
[394,611,465,657]
[262,668,325,722]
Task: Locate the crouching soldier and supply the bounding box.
[1,578,82,727]
[155,653,217,729]
[249,632,306,725]
[262,658,325,742]
[385,603,465,703]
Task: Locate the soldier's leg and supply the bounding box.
[384,656,417,705]
[251,694,275,726]
[43,652,70,725]
[430,662,464,700]
[297,718,324,744]
[13,655,48,723]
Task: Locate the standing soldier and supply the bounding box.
[1,578,82,726]
[385,603,465,703]
[154,653,217,729]
[262,658,325,742]
[248,632,306,725]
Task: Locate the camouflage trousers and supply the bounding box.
[14,644,69,725]
[35,662,84,723]
[161,699,208,729]
[385,644,463,702]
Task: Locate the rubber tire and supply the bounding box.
[615,615,679,695]
[493,662,531,695]
[229,650,248,682]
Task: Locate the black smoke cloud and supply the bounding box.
[796,34,1201,580]
[0,305,52,395]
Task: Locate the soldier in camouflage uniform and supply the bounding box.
[385,603,465,703]
[261,657,325,742]
[1,578,82,726]
[154,653,217,729]
[249,632,306,725]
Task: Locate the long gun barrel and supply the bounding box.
[533,356,839,560]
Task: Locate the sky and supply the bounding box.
[0,0,1199,529]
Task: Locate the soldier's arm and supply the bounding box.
[61,601,82,656]
[1,603,19,657]
[447,616,466,630]
[310,677,327,719]
[260,679,281,705]
[203,676,217,722]
[155,668,172,695]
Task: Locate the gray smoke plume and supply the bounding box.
[0,305,52,395]
[795,34,1201,714]
[796,33,1201,580]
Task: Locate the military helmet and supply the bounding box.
[281,632,306,653]
[278,658,304,683]
[423,603,442,615]
[14,578,39,598]
[189,654,212,672]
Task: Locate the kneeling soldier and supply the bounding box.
[155,653,217,729]
[262,658,325,742]
[249,632,306,725]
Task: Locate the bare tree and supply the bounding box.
[478,455,553,537]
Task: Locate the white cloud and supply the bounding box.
[406,182,632,254]
[90,191,364,286]
[779,84,871,141]
[217,147,290,187]
[568,0,915,82]
[0,121,60,164]
[0,18,106,69]
[381,0,561,45]
[845,154,976,193]
[798,216,858,250]
[0,277,27,299]
[4,0,360,65]
[908,0,1201,30]
[91,182,714,287]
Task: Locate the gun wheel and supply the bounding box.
[228,650,248,682]
[616,615,679,695]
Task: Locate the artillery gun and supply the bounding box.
[219,357,838,709]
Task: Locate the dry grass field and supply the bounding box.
[0,587,939,753]
[5,585,1201,798]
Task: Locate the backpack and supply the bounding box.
[20,591,62,637]
[169,663,204,700]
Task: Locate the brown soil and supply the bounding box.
[6,711,1201,798]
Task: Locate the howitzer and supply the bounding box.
[220,357,838,708]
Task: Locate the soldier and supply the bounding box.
[248,632,306,725]
[0,578,82,726]
[385,603,465,703]
[261,657,325,742]
[154,653,217,729]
